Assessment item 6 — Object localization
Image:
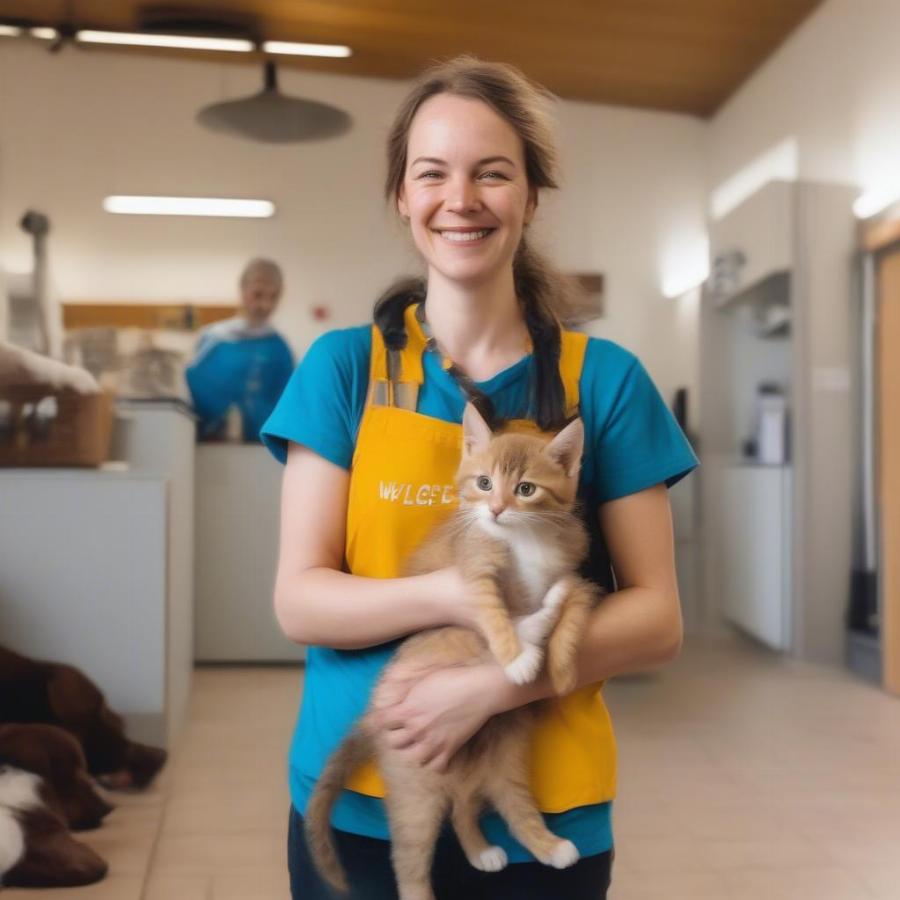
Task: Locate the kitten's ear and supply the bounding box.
[462,403,493,456]
[543,418,585,478]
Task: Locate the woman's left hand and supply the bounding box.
[370,662,505,773]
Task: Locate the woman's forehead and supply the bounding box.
[407,94,525,165]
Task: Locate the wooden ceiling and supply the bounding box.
[1,1,824,117]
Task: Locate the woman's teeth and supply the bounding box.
[439,229,491,242]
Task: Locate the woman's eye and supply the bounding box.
[516,482,536,497]
[479,171,507,181]
[476,476,492,491]
[417,170,443,180]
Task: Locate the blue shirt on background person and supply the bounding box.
[185,258,294,442]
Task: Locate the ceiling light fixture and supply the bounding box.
[76,30,253,52]
[263,41,352,58]
[196,61,352,143]
[29,27,59,40]
[103,196,275,218]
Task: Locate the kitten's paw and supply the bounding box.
[472,845,508,872]
[505,645,543,685]
[547,839,580,869]
[542,578,570,611]
[516,610,553,645]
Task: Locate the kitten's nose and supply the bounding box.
[490,504,505,519]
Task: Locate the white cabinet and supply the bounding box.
[699,180,857,665]
[715,464,792,650]
[0,470,177,748]
[194,444,304,662]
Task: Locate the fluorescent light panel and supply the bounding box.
[77,30,253,52]
[853,187,900,219]
[263,40,352,58]
[29,27,58,40]
[103,196,274,218]
[0,25,24,37]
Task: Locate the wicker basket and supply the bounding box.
[0,385,114,467]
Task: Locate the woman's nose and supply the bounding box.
[444,177,481,214]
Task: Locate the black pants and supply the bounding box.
[288,806,612,899]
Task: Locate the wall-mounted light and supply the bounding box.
[263,41,352,58]
[0,24,23,37]
[76,30,254,52]
[29,26,59,40]
[103,196,275,218]
[853,186,900,219]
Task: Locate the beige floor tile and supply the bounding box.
[211,868,291,899]
[721,866,873,900]
[0,875,145,900]
[144,873,212,900]
[150,829,286,875]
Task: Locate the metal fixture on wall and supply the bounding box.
[196,61,352,144]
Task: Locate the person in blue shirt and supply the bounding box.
[262,58,698,900]
[186,258,294,442]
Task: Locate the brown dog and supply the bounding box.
[0,724,112,831]
[0,764,108,888]
[0,645,167,790]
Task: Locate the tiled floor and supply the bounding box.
[7,633,900,899]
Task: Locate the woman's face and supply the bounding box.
[398,94,536,290]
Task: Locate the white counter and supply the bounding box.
[194,443,304,662]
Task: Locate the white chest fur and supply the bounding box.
[506,530,566,612]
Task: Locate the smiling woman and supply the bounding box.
[261,56,697,900]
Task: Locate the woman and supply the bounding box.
[262,57,697,899]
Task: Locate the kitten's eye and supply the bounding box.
[476,475,493,491]
[516,481,537,497]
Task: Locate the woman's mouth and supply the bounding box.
[434,228,494,244]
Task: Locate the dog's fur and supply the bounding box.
[0,724,112,831]
[0,765,108,888]
[0,645,168,790]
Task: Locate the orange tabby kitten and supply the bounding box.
[305,404,600,900]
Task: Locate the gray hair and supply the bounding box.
[240,258,283,290]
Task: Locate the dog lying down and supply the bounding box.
[0,646,169,887]
[0,735,109,888]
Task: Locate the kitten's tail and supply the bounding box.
[304,728,373,894]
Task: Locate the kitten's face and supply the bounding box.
[456,428,583,541]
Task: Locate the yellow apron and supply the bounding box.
[344,303,616,811]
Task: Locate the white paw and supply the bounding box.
[547,839,580,869]
[473,845,508,872]
[504,644,543,685]
[542,579,569,611]
[516,611,552,644]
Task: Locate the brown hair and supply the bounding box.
[375,57,596,431]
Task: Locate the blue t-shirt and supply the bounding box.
[185,319,294,442]
[262,324,698,862]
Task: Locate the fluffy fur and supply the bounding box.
[305,406,600,900]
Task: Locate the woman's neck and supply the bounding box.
[423,268,529,381]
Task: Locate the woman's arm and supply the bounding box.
[273,442,466,648]
[373,483,683,769]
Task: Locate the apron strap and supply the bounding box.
[369,303,427,411]
[559,329,589,420]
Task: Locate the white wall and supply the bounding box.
[0,41,705,416]
[709,0,900,201]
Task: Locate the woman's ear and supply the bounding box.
[524,188,538,226]
[397,187,409,221]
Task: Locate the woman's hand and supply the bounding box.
[370,661,506,773]
[432,566,479,629]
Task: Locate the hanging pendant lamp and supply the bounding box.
[196,61,352,143]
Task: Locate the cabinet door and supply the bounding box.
[720,466,790,650]
[878,249,900,694]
